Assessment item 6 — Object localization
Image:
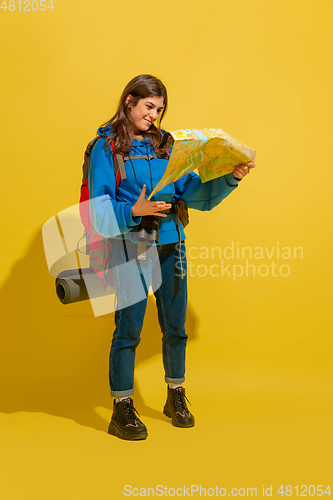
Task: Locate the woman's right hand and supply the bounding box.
[131,185,172,218]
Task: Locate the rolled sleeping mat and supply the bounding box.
[56,268,114,304]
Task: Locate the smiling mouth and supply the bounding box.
[144,119,151,125]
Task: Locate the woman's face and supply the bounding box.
[126,95,164,135]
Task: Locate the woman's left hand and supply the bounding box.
[233,161,256,180]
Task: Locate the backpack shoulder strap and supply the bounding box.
[81,136,101,184]
[111,141,127,193]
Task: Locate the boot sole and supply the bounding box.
[163,405,195,428]
[108,421,148,440]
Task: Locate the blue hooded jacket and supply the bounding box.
[88,126,240,245]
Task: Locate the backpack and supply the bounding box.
[79,137,124,285]
[78,136,160,284]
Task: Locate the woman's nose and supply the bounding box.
[150,109,159,121]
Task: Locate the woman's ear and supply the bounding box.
[125,94,133,107]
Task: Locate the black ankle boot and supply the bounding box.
[163,386,195,428]
[108,398,148,440]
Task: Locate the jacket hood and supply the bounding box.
[97,124,152,148]
[98,124,166,138]
[98,125,112,137]
[97,124,153,153]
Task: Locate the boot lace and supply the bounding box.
[174,389,191,415]
[122,399,141,426]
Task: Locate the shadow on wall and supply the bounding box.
[0,227,199,432]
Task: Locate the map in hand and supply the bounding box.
[147,128,256,200]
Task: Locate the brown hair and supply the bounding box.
[98,74,169,157]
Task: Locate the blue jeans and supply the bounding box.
[108,239,187,397]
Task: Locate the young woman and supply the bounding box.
[88,74,255,440]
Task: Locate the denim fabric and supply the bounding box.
[108,239,187,397]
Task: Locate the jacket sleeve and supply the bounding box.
[88,139,142,238]
[174,171,241,211]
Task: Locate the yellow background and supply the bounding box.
[1,0,332,498]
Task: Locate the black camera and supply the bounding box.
[136,216,160,244]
